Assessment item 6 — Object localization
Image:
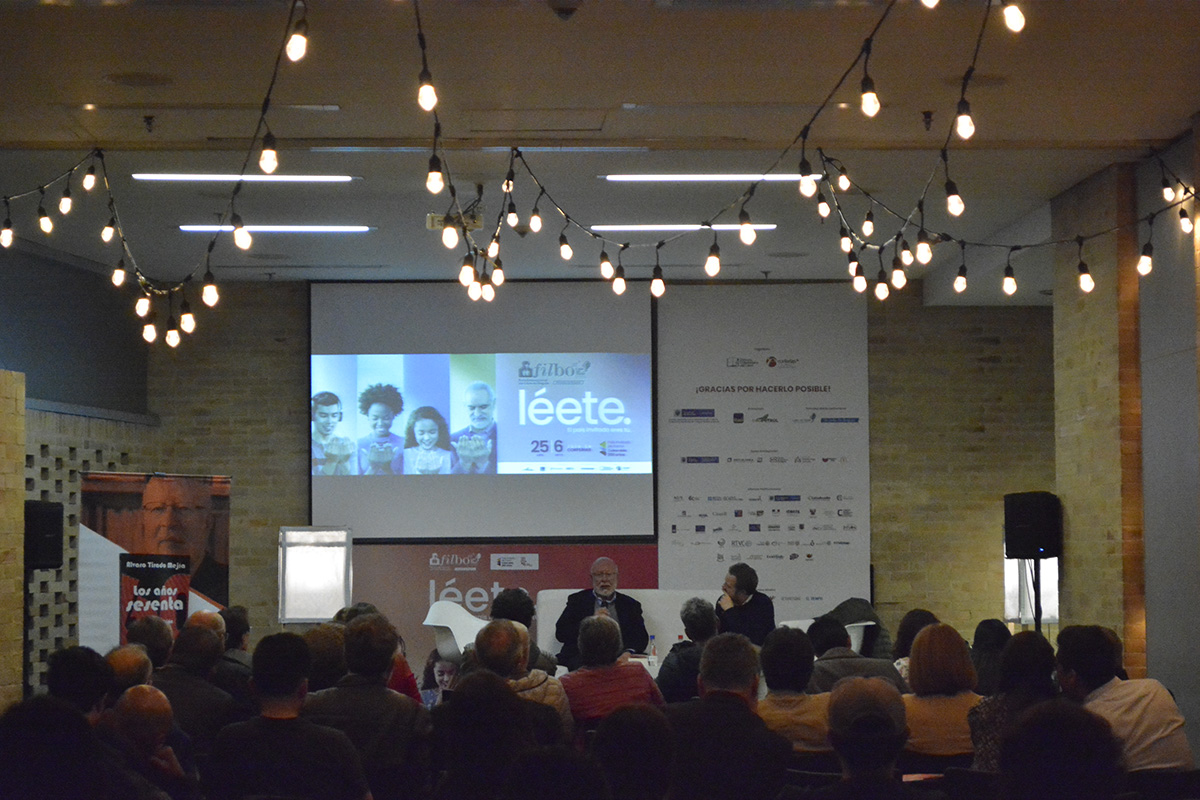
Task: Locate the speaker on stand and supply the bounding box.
[1004,491,1062,634]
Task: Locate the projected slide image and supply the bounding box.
[312,352,651,477]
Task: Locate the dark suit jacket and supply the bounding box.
[554,589,649,670]
[807,647,910,694]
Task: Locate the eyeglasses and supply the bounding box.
[591,571,618,579]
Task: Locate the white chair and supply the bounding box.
[778,618,875,653]
[422,600,489,662]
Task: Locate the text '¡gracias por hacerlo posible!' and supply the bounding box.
[694,385,831,394]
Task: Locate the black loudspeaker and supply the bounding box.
[1004,491,1062,559]
[24,500,64,570]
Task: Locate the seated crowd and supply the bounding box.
[1,562,1195,800]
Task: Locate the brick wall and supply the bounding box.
[0,371,25,708]
[868,283,1056,639]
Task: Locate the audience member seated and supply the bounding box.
[665,632,792,800]
[152,626,239,762]
[901,623,981,759]
[591,704,674,800]
[560,616,666,735]
[968,630,1057,772]
[105,643,199,783]
[755,626,833,756]
[715,562,776,646]
[808,616,909,694]
[970,619,1012,697]
[656,597,718,703]
[47,643,116,724]
[127,615,176,669]
[304,621,349,692]
[334,601,422,702]
[892,609,939,683]
[824,596,895,660]
[500,746,613,800]
[475,618,573,738]
[491,586,559,674]
[555,556,650,671]
[805,676,949,800]
[1056,624,1194,772]
[184,610,227,649]
[304,612,432,800]
[211,605,253,712]
[207,632,371,800]
[421,647,459,708]
[113,684,203,800]
[998,699,1124,800]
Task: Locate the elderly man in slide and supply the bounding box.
[451,381,498,474]
[554,556,649,671]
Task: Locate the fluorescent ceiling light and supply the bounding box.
[604,174,805,182]
[134,173,355,182]
[180,225,371,233]
[590,223,777,232]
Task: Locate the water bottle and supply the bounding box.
[648,635,658,667]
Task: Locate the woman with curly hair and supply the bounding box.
[356,383,405,475]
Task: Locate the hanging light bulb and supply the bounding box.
[231,213,252,250]
[860,74,880,118]
[1002,1,1025,32]
[82,164,97,192]
[1,210,12,248]
[852,263,867,293]
[650,265,665,298]
[955,98,975,140]
[286,17,308,62]
[259,132,279,174]
[180,298,196,333]
[738,208,756,245]
[890,257,907,290]
[862,210,875,238]
[202,268,219,307]
[58,185,72,215]
[612,265,626,295]
[816,192,831,219]
[705,239,721,277]
[874,269,890,301]
[1180,207,1194,235]
[142,315,158,344]
[426,154,444,194]
[506,201,519,228]
[945,180,965,217]
[1162,177,1176,202]
[916,230,933,265]
[418,67,438,111]
[481,271,495,302]
[798,157,818,198]
[529,204,542,233]
[847,250,860,277]
[492,259,505,287]
[1138,242,1154,276]
[599,250,614,279]
[102,217,116,243]
[468,271,483,301]
[899,239,913,266]
[921,0,939,8]
[840,226,853,253]
[459,253,475,286]
[441,219,459,249]
[135,295,152,317]
[111,258,127,287]
[954,264,968,293]
[38,194,53,233]
[837,168,851,193]
[502,169,515,194]
[165,315,181,348]
[1003,265,1017,296]
[559,232,573,260]
[1078,260,1094,293]
[487,237,500,260]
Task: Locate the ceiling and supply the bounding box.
[1,0,1197,306]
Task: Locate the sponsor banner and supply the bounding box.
[655,284,870,622]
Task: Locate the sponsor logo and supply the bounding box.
[726,357,758,367]
[808,496,831,501]
[766,357,777,367]
[790,553,800,560]
[716,539,726,547]
[682,456,720,464]
[675,408,716,418]
[837,494,855,502]
[518,359,592,379]
[490,554,539,571]
[731,539,752,547]
[793,413,817,423]
[843,524,858,531]
[795,456,816,463]
[820,417,860,423]
[734,510,743,517]
[837,509,853,517]
[733,413,744,423]
[769,456,788,463]
[749,524,761,532]
[727,457,756,463]
[754,413,779,423]
[767,525,781,532]
[429,552,483,571]
[695,526,706,533]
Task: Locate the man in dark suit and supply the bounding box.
[554,556,649,671]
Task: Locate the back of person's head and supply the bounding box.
[592,704,673,800]
[998,631,1057,698]
[1100,626,1128,679]
[167,625,223,675]
[908,623,977,696]
[727,562,758,594]
[344,612,399,677]
[490,587,535,627]
[434,670,535,777]
[252,632,311,698]
[476,618,529,677]
[680,597,718,643]
[807,615,851,656]
[0,695,101,800]
[578,615,623,667]
[46,645,113,715]
[501,746,613,800]
[218,605,251,651]
[185,610,226,649]
[893,608,939,660]
[303,622,347,691]
[1055,625,1118,691]
[333,601,380,625]
[106,644,153,698]
[971,619,1013,695]
[761,626,816,693]
[999,700,1124,800]
[699,632,759,694]
[827,677,909,774]
[114,684,174,756]
[126,615,175,668]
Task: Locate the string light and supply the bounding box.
[529,191,544,233]
[58,185,72,215]
[954,242,967,293]
[955,97,975,140]
[1,202,11,248]
[599,249,614,280]
[468,270,483,301]
[135,295,152,317]
[480,270,495,303]
[945,180,964,217]
[837,168,851,193]
[231,213,252,250]
[1181,206,1194,235]
[202,266,220,307]
[1003,248,1018,295]
[1001,1,1025,32]
[862,209,875,238]
[82,164,96,192]
[559,228,573,260]
[704,233,721,277]
[142,312,158,344]
[426,154,444,194]
[899,238,913,267]
[37,191,52,233]
[1162,169,1176,202]
[165,313,181,348]
[612,264,626,295]
[890,255,907,290]
[417,67,437,111]
[852,262,867,293]
[285,16,308,62]
[180,297,196,334]
[459,252,475,286]
[847,250,860,278]
[259,132,279,174]
[492,258,505,287]
[738,207,756,245]
[1137,216,1155,276]
[1076,237,1093,293]
[441,218,459,249]
[502,168,515,194]
[874,267,890,301]
[650,243,665,298]
[112,258,127,287]
[860,40,880,118]
[798,155,819,198]
[816,191,831,219]
[506,200,519,228]
[921,0,939,8]
[915,229,933,265]
[840,226,853,253]
[102,216,116,243]
[487,236,500,260]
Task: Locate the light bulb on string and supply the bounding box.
[1,203,12,248]
[165,314,181,348]
[1003,266,1017,296]
[142,313,158,344]
[1078,260,1094,293]
[956,98,975,140]
[816,192,831,219]
[487,236,500,260]
[418,67,438,112]
[954,265,968,293]
[112,258,127,287]
[481,271,495,303]
[38,192,52,233]
[921,0,939,8]
[1138,242,1154,276]
[738,207,756,245]
[852,263,867,293]
[1002,1,1025,32]
[612,264,626,295]
[102,217,116,243]
[286,17,308,62]
[860,74,880,118]
[890,256,907,290]
[705,236,721,277]
[502,169,515,194]
[59,185,72,215]
[135,294,152,318]
[837,168,851,192]
[798,156,818,198]
[599,250,614,280]
[1181,207,1194,235]
[1162,176,1176,202]
[426,154,444,194]
[82,164,96,192]
[945,180,964,216]
[467,272,482,301]
[441,219,459,249]
[506,201,519,228]
[459,253,475,286]
[180,297,196,334]
[559,230,573,260]
[916,230,933,265]
[529,192,544,233]
[651,265,665,298]
[492,259,505,287]
[202,267,219,307]
[899,239,913,267]
[259,132,279,174]
[840,226,853,253]
[874,268,890,301]
[231,213,252,250]
[862,209,875,238]
[847,250,860,278]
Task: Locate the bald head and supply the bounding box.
[115,685,174,755]
[475,619,530,678]
[590,557,619,599]
[106,645,153,697]
[186,611,226,649]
